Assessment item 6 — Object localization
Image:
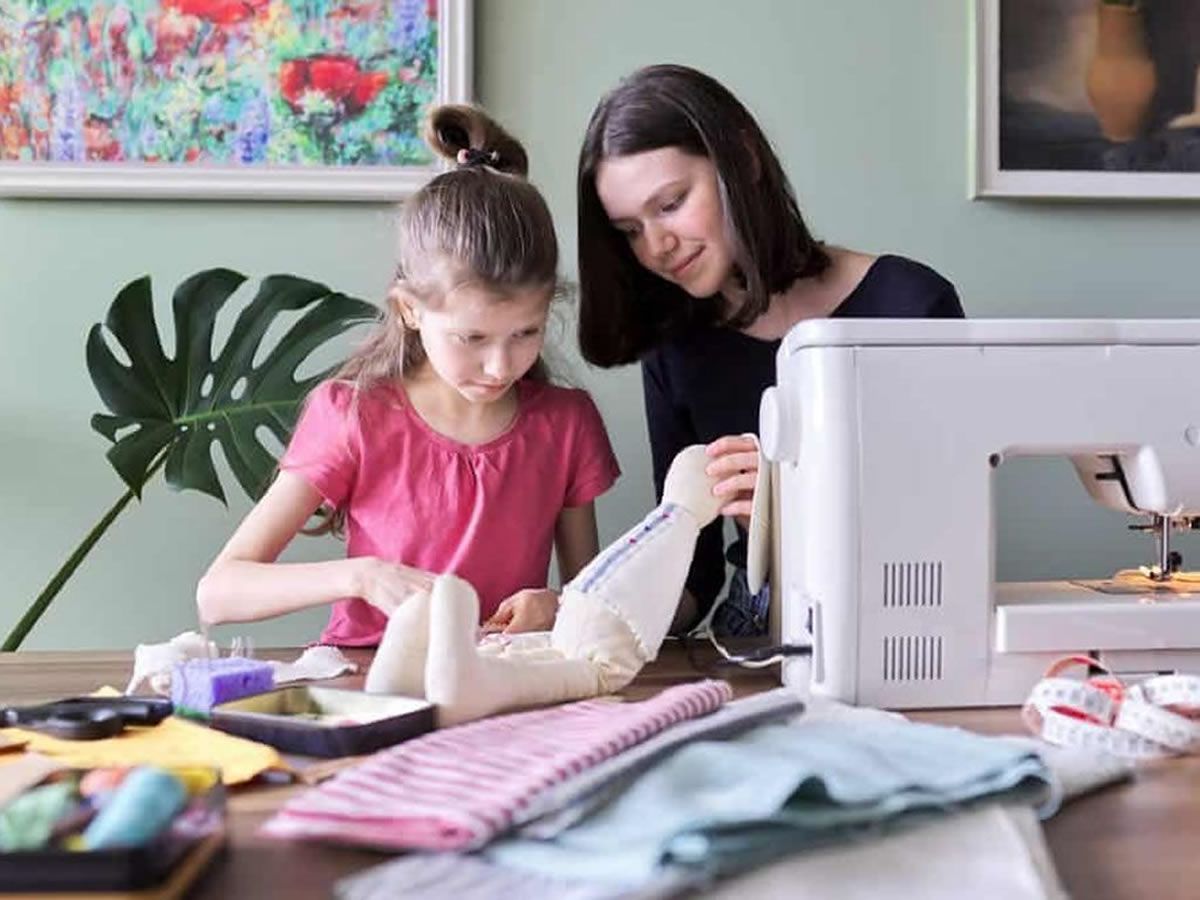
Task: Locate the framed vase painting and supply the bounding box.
[0,0,471,200]
[972,0,1200,199]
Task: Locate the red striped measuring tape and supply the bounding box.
[1023,655,1200,759]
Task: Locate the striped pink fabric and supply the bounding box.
[261,680,732,851]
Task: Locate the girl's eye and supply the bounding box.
[457,334,484,345]
[660,193,685,213]
[517,328,542,339]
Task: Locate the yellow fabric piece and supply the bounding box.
[0,714,283,785]
[0,734,27,753]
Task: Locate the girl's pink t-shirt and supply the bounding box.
[280,378,620,646]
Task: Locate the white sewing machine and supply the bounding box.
[757,319,1200,708]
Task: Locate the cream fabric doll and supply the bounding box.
[365,445,723,726]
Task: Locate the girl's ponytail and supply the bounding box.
[425,105,529,178]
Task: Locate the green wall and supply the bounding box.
[3,0,1198,651]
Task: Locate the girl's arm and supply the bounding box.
[482,502,600,634]
[196,471,430,625]
[554,501,600,583]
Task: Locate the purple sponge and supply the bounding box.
[171,657,274,717]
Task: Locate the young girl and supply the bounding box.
[198,105,620,646]
[575,64,963,636]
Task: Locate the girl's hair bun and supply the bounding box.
[424,104,529,177]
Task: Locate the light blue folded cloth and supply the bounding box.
[486,716,1055,888]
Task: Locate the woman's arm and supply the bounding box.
[196,471,430,625]
[643,353,726,630]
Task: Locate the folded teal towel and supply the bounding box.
[487,716,1055,887]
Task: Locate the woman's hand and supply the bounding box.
[705,434,759,529]
[482,588,560,634]
[356,558,436,616]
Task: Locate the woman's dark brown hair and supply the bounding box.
[577,64,830,367]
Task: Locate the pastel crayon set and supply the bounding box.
[0,764,224,894]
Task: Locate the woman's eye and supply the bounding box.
[457,334,484,345]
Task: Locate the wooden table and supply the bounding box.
[3,643,1197,899]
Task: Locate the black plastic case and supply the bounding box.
[0,773,225,894]
[209,686,435,757]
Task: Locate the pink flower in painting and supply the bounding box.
[84,116,121,162]
[87,9,104,49]
[107,8,131,59]
[2,122,29,161]
[165,0,269,26]
[155,9,200,64]
[200,27,229,56]
[278,56,390,117]
[427,0,438,20]
[328,1,384,22]
[398,58,423,84]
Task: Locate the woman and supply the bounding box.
[576,64,963,635]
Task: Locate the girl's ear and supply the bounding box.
[388,284,421,330]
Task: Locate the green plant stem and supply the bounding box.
[2,451,170,652]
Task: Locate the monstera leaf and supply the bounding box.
[2,268,377,651]
[88,268,377,503]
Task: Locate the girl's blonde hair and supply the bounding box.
[334,103,559,390]
[310,105,560,536]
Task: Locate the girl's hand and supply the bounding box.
[482,588,560,634]
[357,558,436,616]
[705,434,759,529]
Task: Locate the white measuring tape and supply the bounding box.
[1023,655,1200,760]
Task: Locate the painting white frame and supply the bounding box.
[971,0,1200,200]
[0,0,472,202]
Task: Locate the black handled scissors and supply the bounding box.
[1,696,174,740]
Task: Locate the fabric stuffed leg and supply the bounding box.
[424,574,605,727]
[364,591,432,697]
[424,445,722,727]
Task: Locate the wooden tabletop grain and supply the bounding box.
[2,641,1196,899]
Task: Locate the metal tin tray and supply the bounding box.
[209,686,435,757]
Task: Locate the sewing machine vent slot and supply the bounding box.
[882,562,943,608]
[882,635,944,682]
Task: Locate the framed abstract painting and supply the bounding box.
[972,0,1200,199]
[0,0,471,200]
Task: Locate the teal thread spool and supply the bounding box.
[81,767,186,850]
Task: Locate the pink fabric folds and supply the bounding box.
[261,680,733,851]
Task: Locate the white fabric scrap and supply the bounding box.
[124,633,356,695]
[125,631,216,695]
[269,645,358,684]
